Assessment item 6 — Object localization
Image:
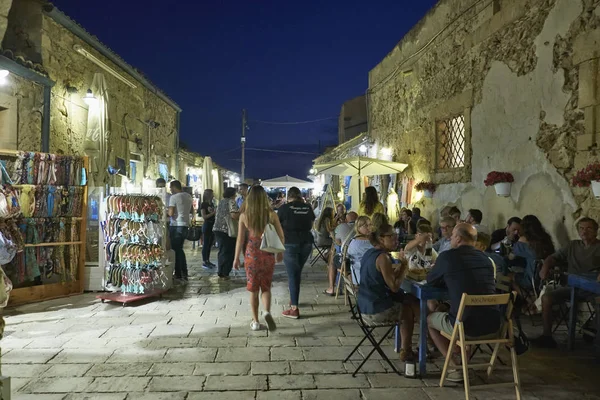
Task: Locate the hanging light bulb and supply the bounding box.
[359,144,367,153]
[83,89,96,106]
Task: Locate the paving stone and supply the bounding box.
[271,347,304,361]
[290,361,346,374]
[361,388,430,400]
[248,337,295,347]
[256,390,302,400]
[186,393,244,400]
[148,324,193,338]
[63,394,128,400]
[4,363,50,377]
[148,376,205,392]
[269,374,316,390]
[147,362,196,376]
[163,347,217,362]
[193,362,251,376]
[366,373,425,388]
[422,386,474,400]
[344,360,388,374]
[2,349,62,364]
[101,325,156,339]
[302,347,362,361]
[41,363,93,377]
[125,393,186,400]
[85,377,151,392]
[314,374,370,389]
[105,349,166,363]
[200,337,247,347]
[0,338,34,349]
[228,326,269,337]
[189,326,230,337]
[144,337,200,349]
[302,389,363,400]
[85,363,152,377]
[24,337,71,349]
[204,375,267,391]
[12,395,65,400]
[21,377,94,393]
[49,349,114,364]
[62,338,111,349]
[216,347,270,362]
[251,361,290,375]
[295,337,340,347]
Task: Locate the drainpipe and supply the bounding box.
[175,111,180,180]
[42,86,51,152]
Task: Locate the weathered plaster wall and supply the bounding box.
[369,0,597,245]
[0,0,12,43]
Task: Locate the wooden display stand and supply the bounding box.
[0,149,88,306]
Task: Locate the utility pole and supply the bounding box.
[241,109,246,183]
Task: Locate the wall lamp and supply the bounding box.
[73,44,137,89]
[0,69,9,85]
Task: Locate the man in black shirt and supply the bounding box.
[278,187,316,319]
[200,189,216,269]
[427,223,501,382]
[489,216,521,252]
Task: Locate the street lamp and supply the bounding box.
[309,168,316,175]
[83,89,97,106]
[359,144,367,154]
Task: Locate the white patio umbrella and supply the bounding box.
[84,73,109,186]
[313,156,408,209]
[261,175,315,190]
[202,156,213,191]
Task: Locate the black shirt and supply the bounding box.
[427,245,501,337]
[200,201,215,224]
[278,200,315,244]
[490,229,506,248]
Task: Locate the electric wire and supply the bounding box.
[249,116,337,125]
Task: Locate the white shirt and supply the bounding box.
[473,224,490,234]
[169,192,193,227]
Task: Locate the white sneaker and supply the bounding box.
[250,321,262,331]
[263,312,277,331]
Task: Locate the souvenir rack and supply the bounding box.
[0,149,88,306]
[96,188,169,306]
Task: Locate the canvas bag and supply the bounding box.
[260,220,285,253]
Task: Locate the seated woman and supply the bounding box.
[371,212,389,233]
[334,203,347,226]
[508,214,554,300]
[357,222,417,361]
[346,216,373,284]
[315,207,334,248]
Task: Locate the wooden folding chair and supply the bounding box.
[439,291,521,400]
[335,239,352,302]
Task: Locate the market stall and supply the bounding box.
[0,149,88,306]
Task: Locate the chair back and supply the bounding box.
[455,292,517,340]
[342,274,361,319]
[496,274,512,293]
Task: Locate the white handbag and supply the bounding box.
[260,223,285,253]
[226,215,238,238]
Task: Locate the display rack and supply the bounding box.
[96,187,170,306]
[0,149,88,306]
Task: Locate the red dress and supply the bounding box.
[244,233,275,292]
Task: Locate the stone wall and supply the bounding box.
[368,0,599,246]
[338,95,367,144]
[0,0,11,44]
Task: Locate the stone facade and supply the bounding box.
[338,95,367,144]
[368,0,600,244]
[0,0,180,186]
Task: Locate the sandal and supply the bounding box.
[322,289,335,296]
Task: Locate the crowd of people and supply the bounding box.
[164,179,600,372]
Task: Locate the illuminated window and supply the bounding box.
[159,163,168,180]
[437,115,465,170]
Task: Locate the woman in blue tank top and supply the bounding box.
[357,222,417,361]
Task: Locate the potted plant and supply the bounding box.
[415,181,437,198]
[484,171,514,197]
[572,162,600,198]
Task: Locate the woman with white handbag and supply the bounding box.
[233,185,285,331]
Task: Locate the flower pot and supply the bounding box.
[494,182,511,197]
[423,190,433,198]
[592,181,600,199]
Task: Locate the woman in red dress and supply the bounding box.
[233,185,285,331]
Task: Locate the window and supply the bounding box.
[437,114,466,170]
[159,162,169,180]
[129,161,137,183]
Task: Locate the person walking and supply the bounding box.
[277,186,315,319]
[233,185,285,331]
[168,180,193,281]
[200,189,216,269]
[213,187,240,279]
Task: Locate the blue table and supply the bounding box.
[399,279,447,376]
[567,273,600,352]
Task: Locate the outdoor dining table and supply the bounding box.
[567,273,600,353]
[397,278,448,376]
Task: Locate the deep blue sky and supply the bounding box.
[54,0,437,179]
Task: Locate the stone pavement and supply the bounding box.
[1,245,600,400]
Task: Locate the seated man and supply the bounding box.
[534,217,600,348]
[433,217,456,255]
[427,223,501,382]
[489,216,521,251]
[334,211,358,248]
[465,208,489,234]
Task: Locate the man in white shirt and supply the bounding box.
[168,180,193,281]
[335,211,358,247]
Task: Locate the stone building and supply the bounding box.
[366,0,600,244]
[338,95,367,144]
[0,0,181,186]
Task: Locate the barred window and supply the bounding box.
[437,115,465,170]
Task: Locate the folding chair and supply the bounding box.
[342,275,401,376]
[310,238,330,266]
[335,240,351,301]
[439,292,521,400]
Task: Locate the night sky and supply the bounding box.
[54,0,437,180]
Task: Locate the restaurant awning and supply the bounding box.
[261,175,315,189]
